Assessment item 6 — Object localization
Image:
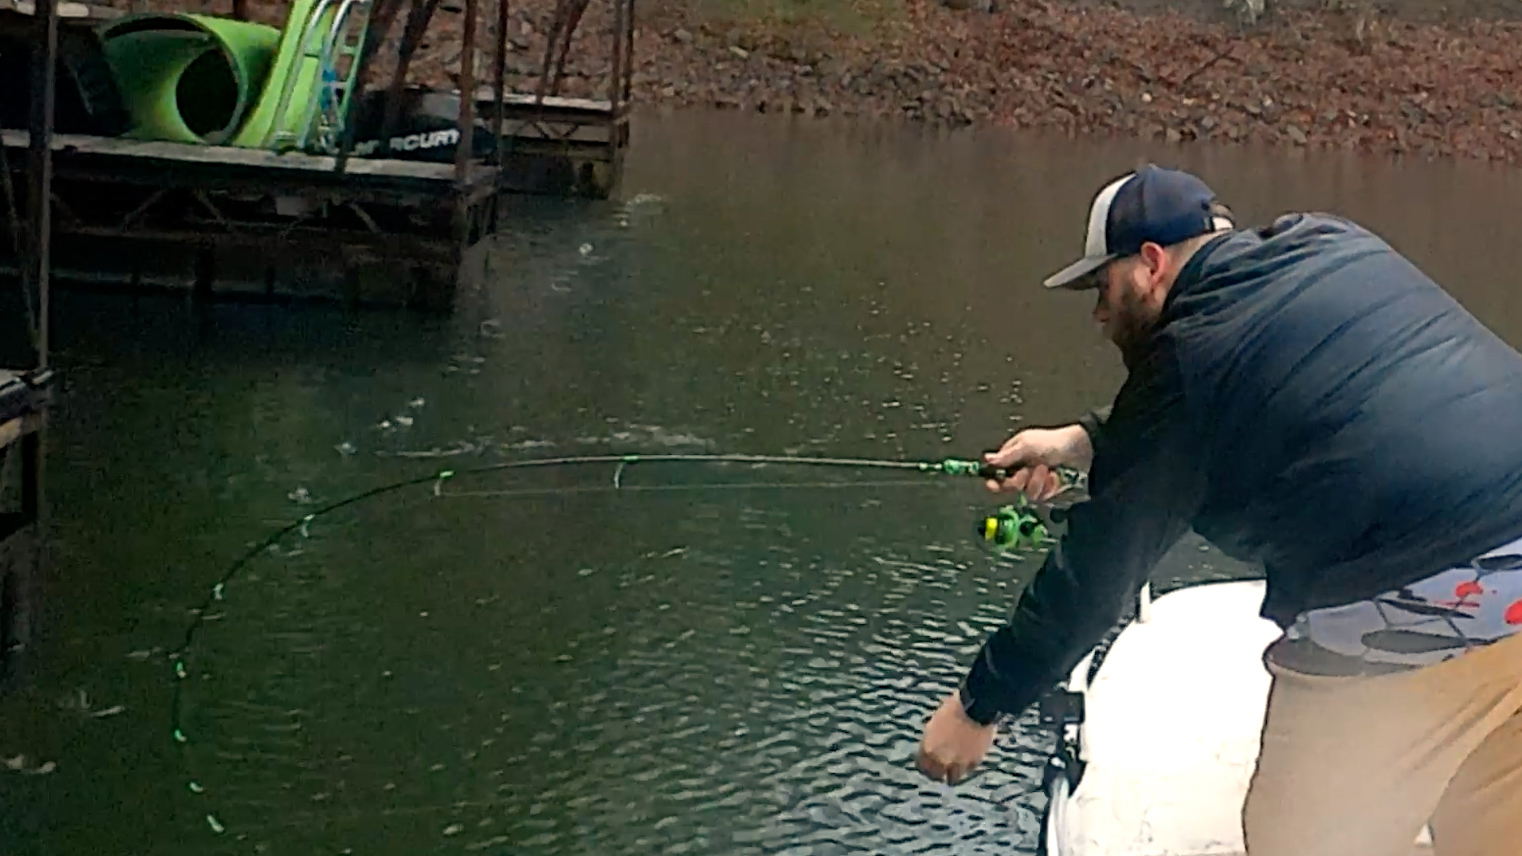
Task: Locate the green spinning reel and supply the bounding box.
[975,502,1054,554]
[935,456,1075,557]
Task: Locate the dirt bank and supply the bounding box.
[155,0,1522,162]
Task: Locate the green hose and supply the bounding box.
[99,13,281,145]
[98,0,336,149]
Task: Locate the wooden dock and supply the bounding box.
[0,90,631,309]
[0,128,503,309]
[1,0,636,311]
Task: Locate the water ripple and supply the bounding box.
[178,491,1058,856]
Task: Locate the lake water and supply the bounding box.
[3,109,1522,855]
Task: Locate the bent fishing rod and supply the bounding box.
[167,449,1083,835]
[171,449,1084,661]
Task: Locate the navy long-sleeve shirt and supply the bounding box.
[959,212,1522,724]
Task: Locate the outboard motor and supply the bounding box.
[344,87,497,163]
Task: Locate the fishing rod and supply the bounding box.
[167,450,1084,835]
[407,451,1080,485]
[426,452,1076,552]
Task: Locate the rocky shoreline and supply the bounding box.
[207,0,1522,162]
[618,0,1522,163]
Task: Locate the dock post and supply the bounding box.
[608,0,625,117]
[450,0,481,297]
[25,0,58,368]
[2,0,58,693]
[453,0,479,189]
[491,0,507,163]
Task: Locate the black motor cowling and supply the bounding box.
[344,87,497,162]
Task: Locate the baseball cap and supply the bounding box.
[1043,164,1232,290]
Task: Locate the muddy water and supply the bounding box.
[2,111,1521,856]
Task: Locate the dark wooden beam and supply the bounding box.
[24,0,56,371]
[623,0,635,106]
[454,0,479,186]
[608,0,625,114]
[491,0,507,162]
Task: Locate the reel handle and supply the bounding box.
[977,463,1013,482]
[976,462,1082,488]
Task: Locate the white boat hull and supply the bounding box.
[1038,579,1435,856]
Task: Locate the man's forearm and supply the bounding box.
[959,357,1200,725]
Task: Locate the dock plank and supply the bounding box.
[0,130,468,181]
[471,88,617,116]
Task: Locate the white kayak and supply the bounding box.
[1036,578,1435,856]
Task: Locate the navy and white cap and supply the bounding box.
[1043,164,1233,290]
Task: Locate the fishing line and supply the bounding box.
[167,451,1085,835]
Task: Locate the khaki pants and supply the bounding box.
[1243,630,1522,856]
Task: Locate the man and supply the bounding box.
[914,164,1522,855]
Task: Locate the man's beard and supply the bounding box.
[1110,291,1158,369]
